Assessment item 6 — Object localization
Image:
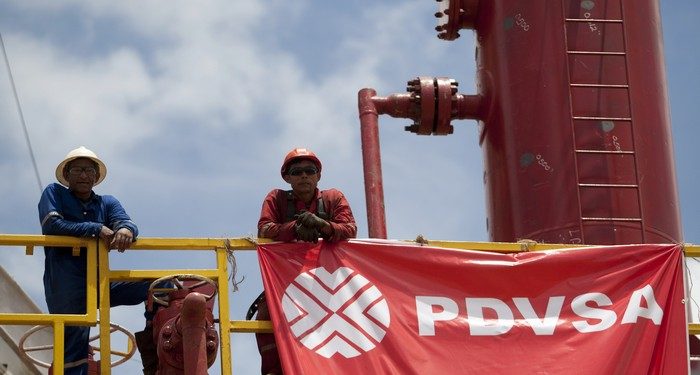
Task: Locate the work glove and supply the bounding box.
[295,223,320,243]
[297,211,329,231]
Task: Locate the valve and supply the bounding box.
[19,321,136,372]
[148,274,217,307]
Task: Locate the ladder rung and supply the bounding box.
[581,217,642,222]
[573,116,632,121]
[579,183,638,188]
[575,149,634,155]
[568,51,626,56]
[570,83,629,89]
[565,18,623,24]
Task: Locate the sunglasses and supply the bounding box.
[288,167,318,176]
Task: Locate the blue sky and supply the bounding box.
[0,1,698,373]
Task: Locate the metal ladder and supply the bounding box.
[562,0,645,243]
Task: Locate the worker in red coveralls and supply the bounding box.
[258,147,357,243]
[251,147,357,374]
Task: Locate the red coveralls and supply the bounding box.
[257,188,357,242]
[254,187,357,374]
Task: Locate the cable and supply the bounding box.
[0,32,43,192]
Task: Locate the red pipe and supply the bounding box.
[358,86,482,239]
[372,92,417,119]
[178,292,208,374]
[358,88,387,239]
[453,94,483,120]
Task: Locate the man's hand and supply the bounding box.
[101,227,134,252]
[297,211,329,231]
[99,225,115,241]
[295,223,319,243]
[111,228,134,252]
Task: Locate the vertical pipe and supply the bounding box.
[358,88,387,239]
[179,292,208,375]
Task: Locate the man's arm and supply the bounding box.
[258,190,297,241]
[38,184,102,238]
[103,195,138,251]
[325,189,357,241]
[103,195,138,236]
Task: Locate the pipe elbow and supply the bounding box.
[180,292,207,327]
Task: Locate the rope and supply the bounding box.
[687,257,700,321]
[517,239,538,251]
[224,238,248,292]
[244,236,260,246]
[414,234,428,246]
[0,32,42,192]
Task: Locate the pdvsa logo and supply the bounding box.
[281,267,390,358]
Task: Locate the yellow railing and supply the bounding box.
[0,234,697,374]
[0,234,269,375]
[0,235,98,372]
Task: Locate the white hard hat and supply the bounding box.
[55,146,107,187]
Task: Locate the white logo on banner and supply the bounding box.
[281,267,390,358]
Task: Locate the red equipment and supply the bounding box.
[149,275,219,374]
[360,0,681,245]
[471,0,680,245]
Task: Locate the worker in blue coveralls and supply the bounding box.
[38,146,158,375]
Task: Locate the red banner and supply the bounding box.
[258,240,688,374]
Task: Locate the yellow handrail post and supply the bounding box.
[53,319,65,375]
[86,240,98,323]
[216,246,233,375]
[98,240,112,374]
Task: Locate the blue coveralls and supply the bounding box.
[38,182,150,374]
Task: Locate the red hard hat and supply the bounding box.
[280,148,322,177]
